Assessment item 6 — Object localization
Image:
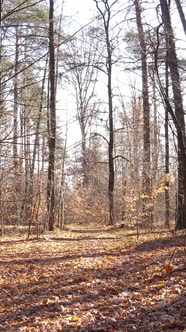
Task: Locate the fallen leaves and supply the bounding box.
[0,227,185,331]
[162,263,174,274]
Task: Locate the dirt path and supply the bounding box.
[0,225,185,331]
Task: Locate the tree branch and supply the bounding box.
[113,154,130,163]
[91,132,109,145]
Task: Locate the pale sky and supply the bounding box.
[56,0,186,153]
[62,0,95,32]
[55,0,96,150]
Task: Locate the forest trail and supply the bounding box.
[0,224,185,332]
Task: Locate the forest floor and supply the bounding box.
[0,223,185,332]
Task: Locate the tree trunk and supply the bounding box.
[134,0,151,224]
[20,40,32,225]
[81,130,89,187]
[174,0,186,35]
[13,26,19,172]
[58,123,68,229]
[107,48,114,225]
[47,0,56,231]
[13,26,20,225]
[165,52,170,227]
[0,0,3,118]
[160,0,186,229]
[0,0,3,234]
[94,0,116,225]
[151,69,158,184]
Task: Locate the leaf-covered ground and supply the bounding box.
[0,225,185,332]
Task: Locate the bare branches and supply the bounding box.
[113,154,130,163]
[91,132,109,145]
[2,0,44,22]
[174,0,186,35]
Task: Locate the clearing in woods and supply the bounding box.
[0,224,185,331]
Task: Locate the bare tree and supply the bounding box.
[47,0,56,231]
[158,0,186,229]
[94,0,118,225]
[66,29,99,187]
[57,123,68,229]
[134,0,151,223]
[165,49,170,227]
[174,0,186,35]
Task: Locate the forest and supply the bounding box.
[0,0,185,331]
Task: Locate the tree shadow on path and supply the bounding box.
[135,235,185,252]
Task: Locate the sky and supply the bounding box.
[56,0,132,152]
[55,0,97,151]
[62,0,95,32]
[55,0,186,153]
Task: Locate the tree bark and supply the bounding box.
[47,0,56,231]
[107,37,114,225]
[94,0,116,225]
[159,0,186,229]
[0,0,3,118]
[134,0,151,223]
[165,52,170,228]
[175,0,186,35]
[58,123,67,229]
[13,26,19,172]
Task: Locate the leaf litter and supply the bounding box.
[0,225,185,331]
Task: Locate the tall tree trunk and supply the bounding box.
[0,0,3,234]
[31,59,48,179]
[81,129,88,186]
[20,40,32,225]
[150,68,159,224]
[94,0,116,225]
[134,0,151,224]
[13,26,19,225]
[107,44,114,225]
[58,123,68,229]
[0,0,3,119]
[165,52,170,227]
[175,0,186,34]
[28,58,48,232]
[13,26,19,172]
[151,70,158,184]
[47,0,56,231]
[160,0,186,229]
